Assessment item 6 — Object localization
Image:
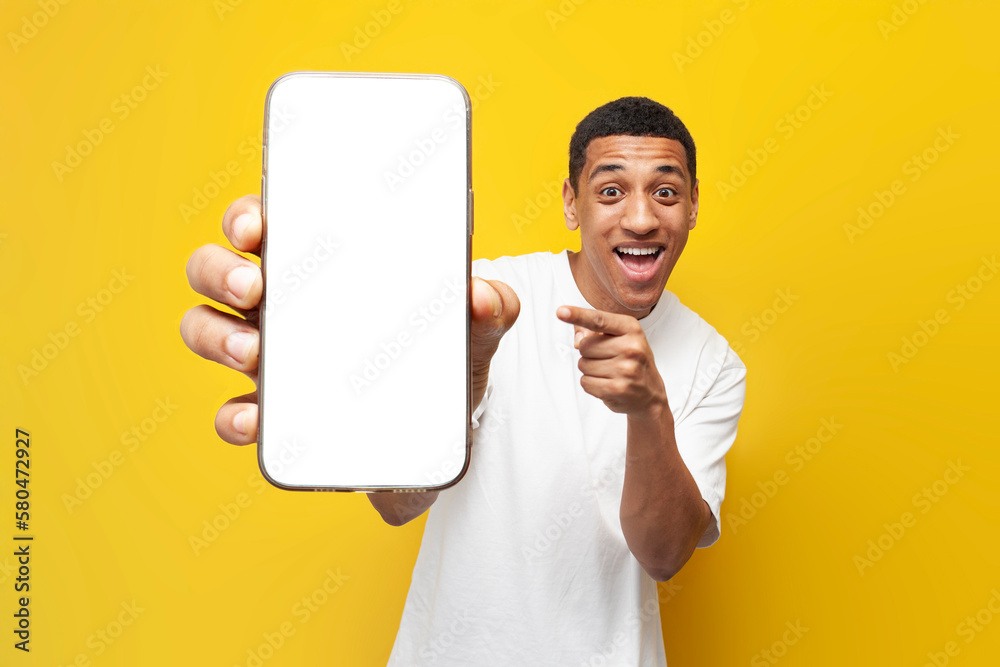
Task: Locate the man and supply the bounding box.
[181,96,745,665]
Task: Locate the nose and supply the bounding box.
[620,194,658,236]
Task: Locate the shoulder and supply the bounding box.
[472,251,563,292]
[658,291,744,368]
[651,291,746,414]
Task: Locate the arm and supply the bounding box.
[556,305,718,581]
[367,490,441,527]
[366,277,519,526]
[619,403,711,581]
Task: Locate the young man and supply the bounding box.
[181,96,745,665]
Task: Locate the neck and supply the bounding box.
[567,250,656,319]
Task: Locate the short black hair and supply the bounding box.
[568,96,696,194]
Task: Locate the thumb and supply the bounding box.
[471,277,520,346]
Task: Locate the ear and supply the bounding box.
[688,178,699,231]
[563,178,579,231]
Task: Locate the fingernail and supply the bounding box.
[227,266,257,300]
[233,213,253,245]
[233,410,248,435]
[574,331,584,348]
[491,292,502,318]
[224,331,255,364]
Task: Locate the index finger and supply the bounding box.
[556,305,634,336]
[222,194,263,257]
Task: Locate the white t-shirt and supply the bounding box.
[387,250,746,666]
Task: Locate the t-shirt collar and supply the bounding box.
[555,249,672,334]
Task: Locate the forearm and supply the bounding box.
[367,303,502,528]
[367,342,493,527]
[367,490,439,527]
[471,339,499,411]
[619,403,711,581]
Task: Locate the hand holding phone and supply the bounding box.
[258,72,472,491]
[181,72,521,504]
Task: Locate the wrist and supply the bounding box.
[472,341,500,373]
[628,394,672,428]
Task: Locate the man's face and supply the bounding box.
[563,135,699,318]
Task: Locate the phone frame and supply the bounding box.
[256,71,473,493]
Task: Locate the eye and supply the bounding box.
[600,187,622,197]
[656,187,677,198]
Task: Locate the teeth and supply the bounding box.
[616,247,660,256]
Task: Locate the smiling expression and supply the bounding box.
[563,135,699,319]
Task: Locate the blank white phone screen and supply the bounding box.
[258,72,470,490]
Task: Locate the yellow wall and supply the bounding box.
[2,0,998,665]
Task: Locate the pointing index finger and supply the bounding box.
[556,305,632,336]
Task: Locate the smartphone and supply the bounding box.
[257,71,471,492]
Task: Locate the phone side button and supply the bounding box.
[468,189,474,235]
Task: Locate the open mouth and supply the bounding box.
[614,245,665,282]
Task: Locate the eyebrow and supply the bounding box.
[588,163,624,183]
[656,164,687,182]
[587,162,687,184]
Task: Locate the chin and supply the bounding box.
[623,272,671,302]
[615,289,664,315]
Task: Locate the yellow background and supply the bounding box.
[2,0,998,665]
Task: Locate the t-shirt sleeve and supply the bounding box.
[674,345,747,548]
